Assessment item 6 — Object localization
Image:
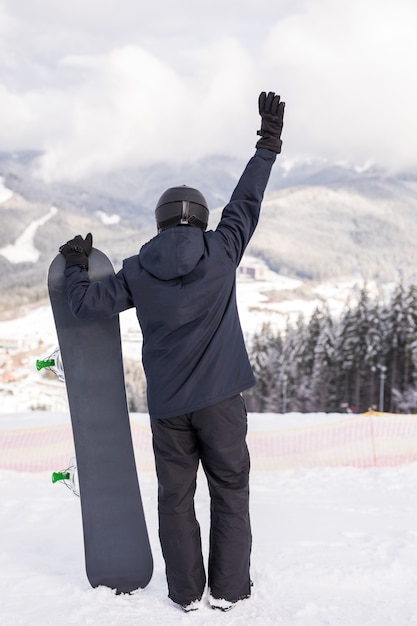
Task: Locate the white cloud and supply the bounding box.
[36,42,258,180]
[261,0,417,169]
[0,0,416,180]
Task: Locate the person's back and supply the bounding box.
[59,90,285,612]
[122,145,276,418]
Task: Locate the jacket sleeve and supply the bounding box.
[64,266,134,321]
[215,148,276,266]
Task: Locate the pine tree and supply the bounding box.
[247,323,282,411]
[384,283,417,411]
[383,284,412,411]
[280,316,306,412]
[335,287,382,412]
[310,306,337,412]
[247,281,417,415]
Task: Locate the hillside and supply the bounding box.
[250,172,417,282]
[0,150,417,310]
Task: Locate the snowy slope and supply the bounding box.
[0,176,13,203]
[0,205,58,264]
[2,175,416,623]
[1,453,417,625]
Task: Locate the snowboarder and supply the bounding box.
[58,90,285,611]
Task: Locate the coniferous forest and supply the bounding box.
[245,283,417,415]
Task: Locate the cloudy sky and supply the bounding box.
[0,0,416,180]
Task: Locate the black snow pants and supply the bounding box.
[150,394,252,606]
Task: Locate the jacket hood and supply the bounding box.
[139,226,205,280]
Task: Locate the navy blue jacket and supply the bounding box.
[64,148,276,419]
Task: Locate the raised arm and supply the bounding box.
[216,91,285,266]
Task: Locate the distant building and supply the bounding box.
[237,256,268,281]
[0,338,21,351]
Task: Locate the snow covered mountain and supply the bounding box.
[250,171,417,283]
[1,149,417,311]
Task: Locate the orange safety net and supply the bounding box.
[1,411,417,473]
[247,412,417,470]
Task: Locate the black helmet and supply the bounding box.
[155,185,209,232]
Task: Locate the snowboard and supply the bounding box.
[48,248,153,593]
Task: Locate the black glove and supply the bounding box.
[256,91,285,153]
[59,233,93,269]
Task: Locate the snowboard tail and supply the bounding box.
[48,249,153,593]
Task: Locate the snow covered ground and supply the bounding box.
[2,193,415,623]
[2,440,417,625]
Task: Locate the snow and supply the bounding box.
[0,206,58,263]
[1,422,417,625]
[96,210,121,225]
[2,308,417,623]
[2,216,416,622]
[0,176,13,203]
[0,303,56,347]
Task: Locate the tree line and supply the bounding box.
[244,283,417,414]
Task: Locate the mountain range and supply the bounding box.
[1,149,417,312]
